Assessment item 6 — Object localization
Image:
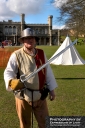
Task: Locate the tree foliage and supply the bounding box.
[52,0,85,36]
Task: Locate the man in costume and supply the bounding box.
[4,28,58,128]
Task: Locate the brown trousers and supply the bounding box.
[15,97,49,128]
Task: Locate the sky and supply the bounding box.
[0,0,68,29]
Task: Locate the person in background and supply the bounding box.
[4,28,58,128]
[1,41,4,48]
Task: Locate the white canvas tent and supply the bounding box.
[50,36,85,65]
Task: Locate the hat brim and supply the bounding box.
[18,36,39,43]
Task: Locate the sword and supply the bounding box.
[20,39,77,82]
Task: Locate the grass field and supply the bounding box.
[0,45,85,128]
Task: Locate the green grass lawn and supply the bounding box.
[0,45,85,128]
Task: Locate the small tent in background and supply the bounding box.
[50,36,85,65]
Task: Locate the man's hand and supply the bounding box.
[9,79,24,90]
[49,90,56,101]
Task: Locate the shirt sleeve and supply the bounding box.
[44,53,58,91]
[4,53,18,91]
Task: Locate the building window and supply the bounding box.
[38,29,41,34]
[5,26,8,35]
[13,26,16,34]
[35,29,38,34]
[42,29,45,34]
[9,26,12,35]
[45,28,48,34]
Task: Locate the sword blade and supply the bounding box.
[20,39,77,82]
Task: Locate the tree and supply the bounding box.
[52,0,85,37]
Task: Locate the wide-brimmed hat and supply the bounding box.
[18,28,39,43]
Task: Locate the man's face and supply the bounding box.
[23,37,36,49]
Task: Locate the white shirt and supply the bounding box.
[4,51,58,91]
